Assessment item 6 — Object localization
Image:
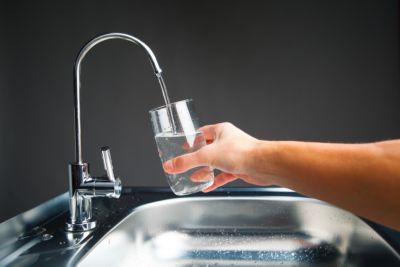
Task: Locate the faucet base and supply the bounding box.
[65,220,96,232]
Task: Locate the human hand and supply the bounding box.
[163,122,274,192]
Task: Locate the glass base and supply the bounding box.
[170,178,214,196]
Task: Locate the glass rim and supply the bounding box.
[149,98,193,113]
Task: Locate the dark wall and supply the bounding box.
[1,0,399,222]
[1,6,5,200]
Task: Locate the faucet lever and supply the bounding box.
[101,146,115,182]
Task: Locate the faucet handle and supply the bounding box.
[101,146,115,182]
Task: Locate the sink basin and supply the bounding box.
[78,196,400,266]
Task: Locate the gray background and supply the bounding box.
[0,0,398,222]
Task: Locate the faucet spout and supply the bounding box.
[67,33,163,232]
[74,32,163,163]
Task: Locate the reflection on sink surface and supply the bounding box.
[79,196,400,266]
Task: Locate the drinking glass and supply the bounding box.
[149,99,214,195]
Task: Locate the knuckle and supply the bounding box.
[197,148,211,166]
[218,122,234,132]
[173,156,185,170]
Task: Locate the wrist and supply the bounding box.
[247,140,280,182]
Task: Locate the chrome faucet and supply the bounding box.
[66,33,164,232]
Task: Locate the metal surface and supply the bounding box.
[73,32,163,164]
[0,193,69,266]
[101,147,115,182]
[68,32,165,232]
[66,151,121,232]
[1,188,399,266]
[79,196,400,267]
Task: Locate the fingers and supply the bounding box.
[163,147,210,174]
[190,167,214,181]
[163,122,232,175]
[181,133,208,151]
[198,124,218,144]
[203,172,237,192]
[181,123,220,152]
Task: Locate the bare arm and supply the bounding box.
[253,140,400,230]
[163,122,400,230]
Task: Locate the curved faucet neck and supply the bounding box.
[73,33,163,163]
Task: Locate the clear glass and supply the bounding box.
[150,99,214,195]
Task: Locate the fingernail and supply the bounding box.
[191,173,200,181]
[191,172,204,181]
[163,160,173,173]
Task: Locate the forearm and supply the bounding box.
[252,140,400,230]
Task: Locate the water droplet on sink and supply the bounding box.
[41,233,53,241]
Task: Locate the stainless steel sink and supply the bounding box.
[78,196,400,266]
